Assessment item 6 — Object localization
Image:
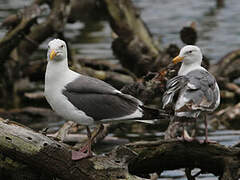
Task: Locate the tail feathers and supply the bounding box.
[135,120,156,124]
[141,106,169,120]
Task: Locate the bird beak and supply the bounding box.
[49,50,57,60]
[172,56,184,64]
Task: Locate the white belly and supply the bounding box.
[45,88,94,125]
[44,68,94,126]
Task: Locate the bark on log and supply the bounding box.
[17,0,71,60]
[22,57,135,86]
[211,102,240,129]
[0,0,71,108]
[210,49,240,82]
[101,0,161,76]
[0,117,240,180]
[0,107,64,130]
[126,140,240,179]
[0,4,40,61]
[216,0,225,8]
[0,117,146,180]
[22,57,135,87]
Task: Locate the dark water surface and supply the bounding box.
[0,0,240,179]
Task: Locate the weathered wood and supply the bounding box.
[22,57,135,88]
[101,0,160,76]
[0,117,240,180]
[127,140,240,180]
[0,107,64,129]
[211,102,240,129]
[210,49,240,82]
[0,0,71,108]
[17,0,71,60]
[0,4,41,61]
[0,117,145,180]
[216,0,225,8]
[180,22,197,45]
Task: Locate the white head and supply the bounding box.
[172,45,203,65]
[47,39,67,62]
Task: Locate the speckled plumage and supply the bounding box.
[162,45,220,142]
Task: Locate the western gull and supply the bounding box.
[44,39,166,160]
[162,45,220,142]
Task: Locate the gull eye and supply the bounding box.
[188,50,192,53]
[60,45,64,48]
[47,45,50,49]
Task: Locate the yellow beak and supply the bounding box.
[172,56,184,64]
[49,50,57,60]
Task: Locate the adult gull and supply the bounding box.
[44,39,166,160]
[162,45,220,142]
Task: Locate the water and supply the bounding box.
[113,127,240,180]
[1,0,240,61]
[1,0,240,179]
[134,0,240,63]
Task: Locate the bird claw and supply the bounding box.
[177,136,194,142]
[71,150,92,160]
[177,129,194,142]
[199,139,217,144]
[71,143,93,160]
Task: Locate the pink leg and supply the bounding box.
[72,126,92,160]
[204,114,209,143]
[197,114,217,144]
[177,125,194,142]
[72,125,104,160]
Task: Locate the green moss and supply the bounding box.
[0,153,26,170]
[0,134,41,155]
[125,173,147,180]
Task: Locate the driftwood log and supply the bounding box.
[1,0,239,109]
[0,0,240,179]
[211,102,240,129]
[100,0,161,77]
[0,117,240,180]
[0,0,71,108]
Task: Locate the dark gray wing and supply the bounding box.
[64,75,117,94]
[162,76,188,109]
[62,75,142,121]
[175,69,220,113]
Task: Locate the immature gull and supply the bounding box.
[162,45,220,142]
[44,39,166,160]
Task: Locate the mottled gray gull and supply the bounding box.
[44,39,166,160]
[162,45,220,142]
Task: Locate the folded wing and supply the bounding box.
[175,69,220,117]
[62,75,143,121]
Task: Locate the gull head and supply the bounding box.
[172,45,202,65]
[47,39,67,62]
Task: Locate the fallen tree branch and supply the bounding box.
[211,102,240,129]
[0,3,41,61]
[126,140,240,179]
[0,117,145,180]
[0,0,71,108]
[101,0,161,76]
[0,117,240,180]
[17,0,71,59]
[210,49,240,82]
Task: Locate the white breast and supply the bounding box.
[44,64,94,125]
[178,64,206,76]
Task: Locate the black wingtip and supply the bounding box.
[141,105,170,120]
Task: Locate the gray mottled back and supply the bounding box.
[162,69,220,118]
[162,76,188,109]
